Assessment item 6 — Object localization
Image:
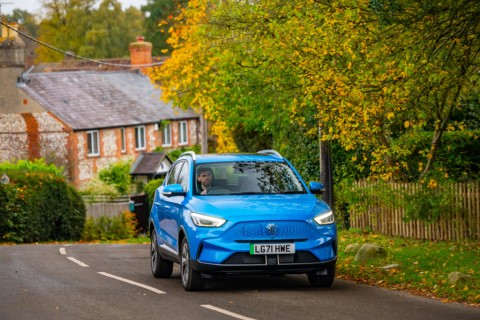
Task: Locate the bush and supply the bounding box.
[78,176,120,199]
[98,161,132,195]
[143,178,164,211]
[0,161,86,243]
[81,211,138,241]
[0,185,27,243]
[162,145,201,162]
[0,158,63,176]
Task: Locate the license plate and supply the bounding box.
[249,243,295,255]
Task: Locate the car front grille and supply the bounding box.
[222,251,320,265]
[226,221,316,241]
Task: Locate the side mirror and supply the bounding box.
[162,184,186,197]
[309,182,325,195]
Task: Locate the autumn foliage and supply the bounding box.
[150,0,480,182]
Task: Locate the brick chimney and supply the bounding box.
[129,36,152,74]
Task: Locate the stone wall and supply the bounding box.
[0,113,200,187]
[0,112,68,169]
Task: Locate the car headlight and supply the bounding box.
[314,210,335,225]
[191,212,226,227]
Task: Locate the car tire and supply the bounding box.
[150,231,173,278]
[181,238,204,291]
[307,265,335,287]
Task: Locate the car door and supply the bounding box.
[159,160,189,255]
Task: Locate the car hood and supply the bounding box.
[187,194,330,220]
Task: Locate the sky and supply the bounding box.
[1,0,148,16]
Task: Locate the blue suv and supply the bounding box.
[149,150,337,291]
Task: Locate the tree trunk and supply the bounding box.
[319,126,334,209]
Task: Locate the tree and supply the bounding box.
[37,0,96,62]
[5,9,39,59]
[80,0,145,58]
[36,0,145,61]
[141,0,188,56]
[151,0,480,184]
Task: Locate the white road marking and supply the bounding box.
[67,257,89,267]
[201,305,257,320]
[59,247,66,255]
[98,272,166,294]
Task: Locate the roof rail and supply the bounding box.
[257,149,282,158]
[180,151,196,161]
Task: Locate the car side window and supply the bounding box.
[167,161,185,186]
[176,161,189,191]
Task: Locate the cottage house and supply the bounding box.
[0,22,201,187]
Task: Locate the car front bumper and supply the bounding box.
[190,256,337,275]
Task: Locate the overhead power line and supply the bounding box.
[0,21,164,68]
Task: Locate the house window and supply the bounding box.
[120,128,126,153]
[179,121,188,145]
[87,130,99,156]
[162,123,171,146]
[135,125,146,150]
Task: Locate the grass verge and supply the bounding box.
[337,228,480,307]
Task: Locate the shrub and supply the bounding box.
[0,161,86,243]
[81,211,138,241]
[0,158,63,176]
[78,176,120,199]
[143,178,164,210]
[98,161,132,195]
[165,145,201,161]
[0,185,27,243]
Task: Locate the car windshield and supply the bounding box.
[194,161,306,195]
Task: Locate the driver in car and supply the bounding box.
[197,167,213,195]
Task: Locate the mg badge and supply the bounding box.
[266,223,278,237]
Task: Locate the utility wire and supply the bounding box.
[0,20,164,68]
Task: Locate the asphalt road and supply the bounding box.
[0,243,478,320]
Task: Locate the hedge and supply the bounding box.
[0,167,85,243]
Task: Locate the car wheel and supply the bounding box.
[307,265,335,287]
[180,238,204,291]
[150,231,173,278]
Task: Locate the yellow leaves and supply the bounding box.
[404,121,410,128]
[427,178,438,189]
[387,112,395,120]
[418,162,424,172]
[210,122,238,153]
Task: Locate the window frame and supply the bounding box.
[120,127,126,153]
[135,125,146,151]
[87,130,100,156]
[162,123,172,146]
[178,121,188,145]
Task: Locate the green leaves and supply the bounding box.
[152,0,480,182]
[37,0,145,61]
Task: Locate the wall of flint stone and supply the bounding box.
[0,112,69,168]
[1,113,200,187]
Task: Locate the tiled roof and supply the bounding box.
[130,152,171,176]
[19,70,198,130]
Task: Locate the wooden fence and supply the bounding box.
[349,181,480,240]
[82,195,130,219]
